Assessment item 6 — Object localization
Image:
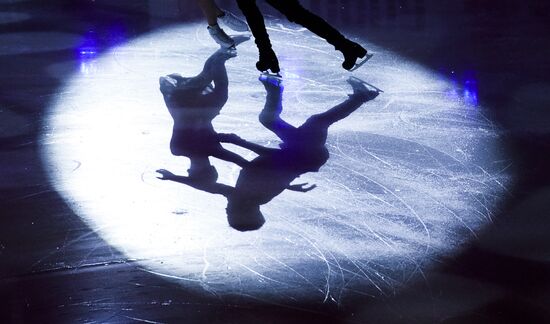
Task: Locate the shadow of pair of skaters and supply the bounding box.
[157,39,381,232]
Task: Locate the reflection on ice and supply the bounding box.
[42,22,511,304]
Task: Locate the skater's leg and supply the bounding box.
[265,0,368,70]
[236,0,280,72]
[265,0,345,48]
[236,0,272,50]
[197,0,235,48]
[197,0,224,26]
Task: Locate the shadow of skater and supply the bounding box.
[157,75,379,232]
[159,44,249,182]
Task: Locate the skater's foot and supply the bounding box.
[340,41,371,71]
[218,10,249,32]
[208,24,235,49]
[347,77,380,101]
[256,48,280,74]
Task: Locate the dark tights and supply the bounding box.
[236,0,348,51]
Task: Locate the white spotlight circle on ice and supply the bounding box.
[42,23,510,303]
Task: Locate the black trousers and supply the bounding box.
[236,0,348,51]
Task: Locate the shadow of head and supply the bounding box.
[226,199,266,232]
[188,163,218,183]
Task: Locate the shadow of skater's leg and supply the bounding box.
[237,0,273,50]
[194,51,232,105]
[259,82,296,142]
[307,97,368,129]
[209,54,230,100]
[297,97,368,147]
[193,51,231,89]
[212,148,249,168]
[265,0,347,48]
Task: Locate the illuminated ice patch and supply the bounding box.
[42,23,511,303]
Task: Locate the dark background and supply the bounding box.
[1,0,549,322]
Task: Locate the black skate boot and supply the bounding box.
[256,47,280,74]
[339,41,373,71]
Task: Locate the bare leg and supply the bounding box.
[197,0,224,26]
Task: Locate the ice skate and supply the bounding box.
[218,10,249,32]
[340,41,372,71]
[348,53,373,72]
[208,24,235,49]
[256,48,280,74]
[347,76,380,101]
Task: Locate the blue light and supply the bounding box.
[79,49,97,56]
[463,70,479,106]
[441,68,479,107]
[77,29,99,59]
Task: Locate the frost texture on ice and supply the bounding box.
[42,23,511,303]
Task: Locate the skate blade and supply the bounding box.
[261,72,282,79]
[349,53,374,72]
[348,76,384,93]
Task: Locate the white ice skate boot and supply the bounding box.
[218,10,249,32]
[208,24,235,49]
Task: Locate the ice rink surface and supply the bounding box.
[43,22,511,304]
[3,1,550,322]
